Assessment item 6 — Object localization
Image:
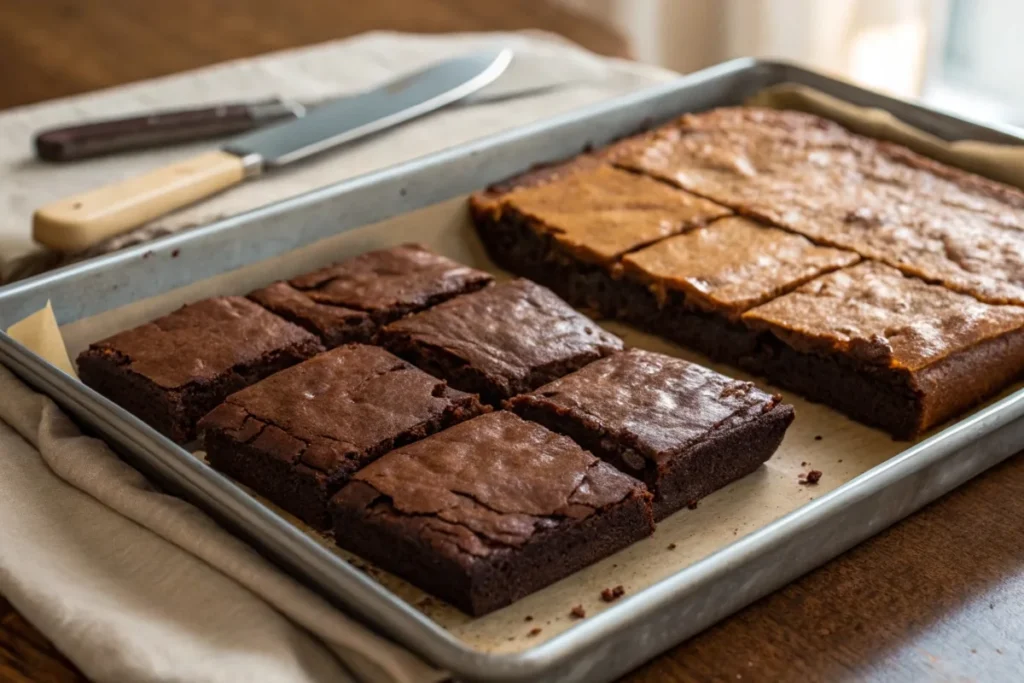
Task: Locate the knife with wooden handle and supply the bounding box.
[32,48,512,252]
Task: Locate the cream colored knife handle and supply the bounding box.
[32,150,249,252]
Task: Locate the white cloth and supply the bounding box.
[0,32,674,682]
[0,30,674,282]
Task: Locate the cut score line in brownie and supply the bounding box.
[249,244,493,347]
[199,344,487,528]
[486,163,732,266]
[78,296,323,443]
[509,349,794,520]
[379,279,623,405]
[331,411,654,616]
[611,107,1024,306]
[743,260,1024,438]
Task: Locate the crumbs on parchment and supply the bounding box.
[601,586,625,602]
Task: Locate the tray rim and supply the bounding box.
[3,57,1024,681]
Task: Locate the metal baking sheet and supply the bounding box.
[2,59,1023,683]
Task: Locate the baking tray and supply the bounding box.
[3,59,1024,683]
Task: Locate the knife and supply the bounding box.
[33,77,565,162]
[32,48,512,252]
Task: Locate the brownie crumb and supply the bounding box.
[801,461,807,467]
[838,459,843,463]
[416,597,436,609]
[667,543,677,550]
[686,499,699,510]
[570,605,586,619]
[601,585,625,602]
[799,470,823,485]
[171,249,181,258]
[814,435,823,441]
[528,627,542,637]
[524,615,534,622]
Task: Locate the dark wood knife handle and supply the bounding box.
[34,99,300,162]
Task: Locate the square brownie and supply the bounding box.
[612,216,859,364]
[509,349,794,520]
[199,344,487,528]
[743,261,1024,437]
[77,296,323,443]
[470,162,729,311]
[612,107,1024,305]
[249,244,493,346]
[331,411,654,615]
[377,278,624,404]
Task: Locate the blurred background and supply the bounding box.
[2,0,1019,128]
[561,0,1022,127]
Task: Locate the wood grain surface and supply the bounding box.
[2,1,1023,682]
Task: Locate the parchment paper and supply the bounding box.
[55,196,1024,654]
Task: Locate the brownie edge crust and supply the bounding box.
[331,412,654,615]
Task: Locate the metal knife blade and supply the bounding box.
[34,49,580,162]
[32,48,512,252]
[224,48,512,168]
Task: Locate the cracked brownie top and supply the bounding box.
[379,279,623,401]
[613,107,1024,305]
[283,243,493,321]
[743,260,1024,371]
[509,348,786,464]
[333,411,648,557]
[84,296,322,390]
[198,344,485,481]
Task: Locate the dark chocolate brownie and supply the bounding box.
[509,349,794,519]
[198,344,486,529]
[250,244,493,346]
[743,261,1024,437]
[248,282,374,347]
[378,278,624,404]
[77,296,323,443]
[331,411,654,615]
[612,107,1024,305]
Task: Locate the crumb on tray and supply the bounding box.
[601,585,625,602]
[570,605,586,619]
[799,470,823,485]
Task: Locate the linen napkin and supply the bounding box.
[0,31,676,683]
[0,30,675,283]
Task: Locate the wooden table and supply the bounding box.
[2,2,1023,681]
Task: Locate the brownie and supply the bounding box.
[378,278,624,404]
[606,217,859,364]
[331,411,654,615]
[612,107,1024,305]
[509,349,794,519]
[470,161,729,313]
[482,163,730,266]
[621,217,859,317]
[249,244,493,346]
[198,344,486,528]
[743,261,1024,437]
[248,281,374,347]
[77,296,323,443]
